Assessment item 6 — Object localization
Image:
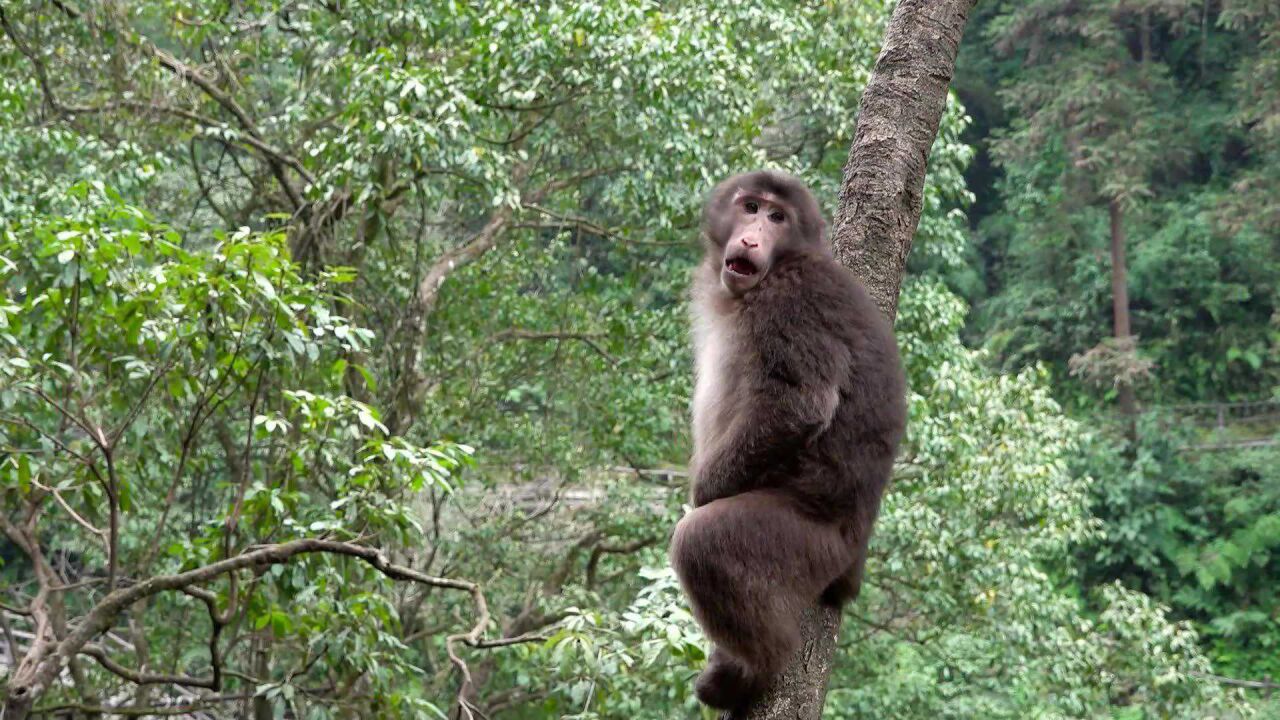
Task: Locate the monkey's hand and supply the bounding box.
[689,445,748,507]
[692,462,738,507]
[691,387,833,508]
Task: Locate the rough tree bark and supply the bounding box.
[726,1,977,718]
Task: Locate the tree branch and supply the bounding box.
[730,1,977,718]
[491,328,620,366]
[79,644,214,689]
[585,536,656,590]
[29,477,107,544]
[1,538,492,720]
[387,208,514,435]
[143,44,311,208]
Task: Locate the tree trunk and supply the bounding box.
[1109,198,1139,438]
[831,0,980,323]
[727,1,978,718]
[1140,10,1152,64]
[1109,200,1132,343]
[252,630,275,720]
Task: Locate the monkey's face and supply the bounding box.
[718,190,791,295]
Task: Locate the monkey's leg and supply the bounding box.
[670,490,851,710]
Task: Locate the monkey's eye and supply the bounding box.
[743,201,759,214]
[768,211,785,224]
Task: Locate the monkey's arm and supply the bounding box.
[693,380,838,506]
[693,310,846,507]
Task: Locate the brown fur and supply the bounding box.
[670,171,906,711]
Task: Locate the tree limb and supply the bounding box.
[585,536,656,590]
[0,538,491,720]
[143,44,311,208]
[387,208,515,435]
[491,328,620,366]
[79,644,213,689]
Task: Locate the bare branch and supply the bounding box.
[491,328,620,366]
[29,477,107,543]
[180,586,228,691]
[0,8,62,116]
[520,203,622,241]
[109,351,181,448]
[387,208,514,435]
[585,537,656,590]
[25,388,102,452]
[117,35,313,210]
[80,644,214,689]
[3,538,491,718]
[470,631,549,649]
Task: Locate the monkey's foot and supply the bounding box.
[695,652,765,711]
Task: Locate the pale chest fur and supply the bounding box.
[690,295,740,460]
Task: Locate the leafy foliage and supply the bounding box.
[1,188,471,717]
[959,0,1280,702]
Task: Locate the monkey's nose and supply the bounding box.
[740,237,758,248]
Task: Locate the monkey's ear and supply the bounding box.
[701,174,748,245]
[699,204,731,249]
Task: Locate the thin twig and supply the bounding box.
[30,478,107,543]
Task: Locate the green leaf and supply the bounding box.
[16,454,31,494]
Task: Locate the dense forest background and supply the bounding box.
[0,1,1275,718]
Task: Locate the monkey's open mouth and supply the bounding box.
[725,257,758,276]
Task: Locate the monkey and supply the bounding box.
[669,170,906,711]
